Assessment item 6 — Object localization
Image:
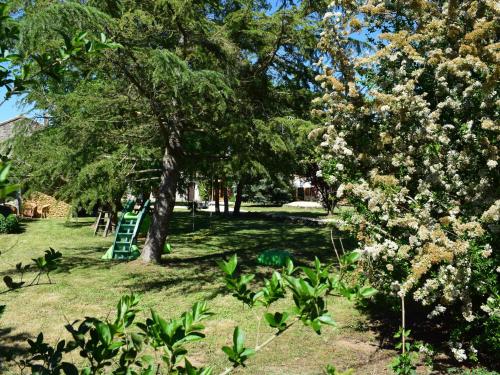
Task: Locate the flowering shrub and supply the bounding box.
[313,0,499,364]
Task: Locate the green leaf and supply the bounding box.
[342,251,360,265]
[60,362,78,375]
[221,346,234,358]
[301,267,318,286]
[240,348,255,358]
[233,326,245,354]
[108,341,124,350]
[284,258,295,275]
[96,322,112,345]
[318,314,336,326]
[218,254,237,276]
[141,354,154,365]
[0,163,11,181]
[239,274,255,285]
[264,312,276,326]
[311,319,321,334]
[358,286,377,298]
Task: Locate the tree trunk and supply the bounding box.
[329,197,338,216]
[214,178,220,214]
[142,144,180,263]
[233,182,243,216]
[223,178,229,215]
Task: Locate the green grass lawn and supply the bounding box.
[240,203,355,220]
[0,213,394,374]
[240,203,329,218]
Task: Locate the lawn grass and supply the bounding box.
[240,203,328,218]
[0,212,395,374]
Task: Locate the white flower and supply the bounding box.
[323,12,334,20]
[336,163,344,171]
[451,347,467,362]
[428,304,446,318]
[486,159,498,169]
[336,184,345,198]
[390,281,401,291]
[316,169,323,178]
[481,244,492,258]
[419,344,434,356]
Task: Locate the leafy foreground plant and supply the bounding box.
[217,253,377,373]
[390,328,433,375]
[1,248,62,328]
[2,248,62,291]
[0,162,19,200]
[15,294,213,375]
[13,252,376,374]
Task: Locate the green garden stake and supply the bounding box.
[163,243,172,254]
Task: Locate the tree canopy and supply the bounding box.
[9,0,329,262]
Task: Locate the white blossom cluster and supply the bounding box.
[314,0,499,360]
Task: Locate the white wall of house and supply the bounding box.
[176,183,201,202]
[292,176,318,202]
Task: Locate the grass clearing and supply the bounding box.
[240,203,329,218]
[0,212,395,374]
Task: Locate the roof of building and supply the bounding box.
[0,115,41,143]
[0,115,27,127]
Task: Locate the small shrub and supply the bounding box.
[0,214,6,233]
[0,214,20,234]
[5,214,19,233]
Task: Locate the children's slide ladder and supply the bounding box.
[109,200,149,260]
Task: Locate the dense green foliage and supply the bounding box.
[0,1,119,101]
[0,213,19,233]
[6,0,332,262]
[9,0,325,207]
[243,176,294,205]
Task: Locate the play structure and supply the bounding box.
[102,199,150,260]
[94,210,113,237]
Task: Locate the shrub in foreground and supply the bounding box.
[0,213,20,234]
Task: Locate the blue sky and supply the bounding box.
[0,87,29,122]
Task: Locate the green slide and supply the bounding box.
[102,199,150,260]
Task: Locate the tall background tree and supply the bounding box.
[10,0,330,263]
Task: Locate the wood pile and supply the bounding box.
[23,192,72,218]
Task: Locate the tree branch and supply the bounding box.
[218,319,298,375]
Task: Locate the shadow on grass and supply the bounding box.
[126,212,356,300]
[0,245,116,279]
[357,296,500,372]
[62,220,94,228]
[0,327,31,363]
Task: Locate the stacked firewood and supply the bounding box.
[23,192,72,218]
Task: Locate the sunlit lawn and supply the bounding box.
[241,203,329,218]
[0,212,394,374]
